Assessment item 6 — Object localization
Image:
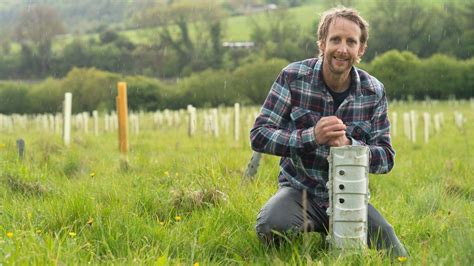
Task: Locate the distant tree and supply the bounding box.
[250,9,315,61]
[136,0,228,75]
[322,0,357,8]
[100,30,119,44]
[458,0,474,58]
[14,4,65,77]
[0,30,11,55]
[365,0,436,59]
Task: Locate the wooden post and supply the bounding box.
[117,82,129,160]
[244,151,262,178]
[63,92,72,146]
[16,138,25,160]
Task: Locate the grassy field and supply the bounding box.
[0,101,473,264]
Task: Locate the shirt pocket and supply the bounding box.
[346,121,372,141]
[290,107,321,129]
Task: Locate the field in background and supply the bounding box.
[0,101,473,264]
[51,3,323,51]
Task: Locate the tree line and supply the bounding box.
[1,50,473,115]
[0,0,473,81]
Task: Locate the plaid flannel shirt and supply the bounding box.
[250,58,395,202]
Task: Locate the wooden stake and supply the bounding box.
[117,82,129,159]
[16,138,25,160]
[244,151,262,178]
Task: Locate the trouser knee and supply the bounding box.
[255,220,275,244]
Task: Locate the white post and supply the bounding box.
[454,112,464,130]
[133,113,140,135]
[203,111,210,134]
[55,113,62,134]
[423,112,430,144]
[410,110,416,143]
[42,115,48,131]
[212,108,219,138]
[63,93,72,146]
[434,113,441,133]
[187,105,196,137]
[403,113,410,140]
[104,113,110,132]
[93,110,99,136]
[223,113,230,135]
[234,103,240,142]
[164,109,172,127]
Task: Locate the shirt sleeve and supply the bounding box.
[249,70,319,157]
[351,92,395,174]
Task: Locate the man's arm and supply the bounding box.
[350,92,395,174]
[250,70,318,157]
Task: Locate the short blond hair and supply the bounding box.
[317,7,369,56]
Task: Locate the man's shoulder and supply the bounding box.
[355,66,385,97]
[281,58,319,79]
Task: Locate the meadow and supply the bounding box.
[0,101,473,265]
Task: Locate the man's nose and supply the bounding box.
[336,42,348,54]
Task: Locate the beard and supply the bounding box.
[326,54,355,76]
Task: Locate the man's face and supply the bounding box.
[319,17,366,77]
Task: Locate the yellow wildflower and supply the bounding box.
[87,217,94,226]
[69,232,76,237]
[0,143,5,149]
[90,172,96,177]
[36,230,42,234]
[193,263,199,266]
[159,222,165,226]
[175,173,179,177]
[397,256,408,263]
[6,232,13,238]
[175,215,182,222]
[164,171,170,177]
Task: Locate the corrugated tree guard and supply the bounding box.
[326,146,369,251]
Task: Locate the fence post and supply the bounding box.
[117,82,129,162]
[63,92,72,146]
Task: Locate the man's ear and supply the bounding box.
[358,44,367,58]
[318,40,325,56]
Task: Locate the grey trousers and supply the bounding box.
[256,186,408,257]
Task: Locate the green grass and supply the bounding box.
[0,102,473,264]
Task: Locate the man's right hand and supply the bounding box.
[314,116,348,146]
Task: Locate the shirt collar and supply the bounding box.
[313,57,363,97]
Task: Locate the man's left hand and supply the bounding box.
[327,134,351,147]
